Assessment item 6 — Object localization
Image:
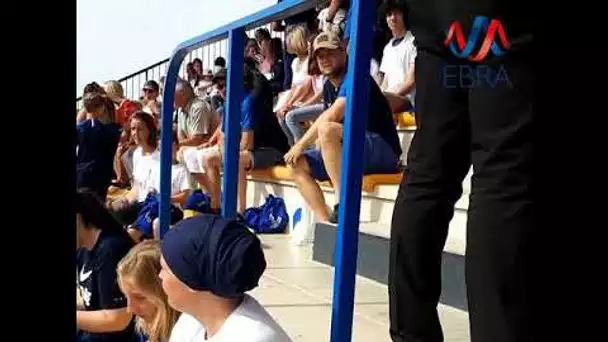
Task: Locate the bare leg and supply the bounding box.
[290,157,330,221]
[201,151,222,210]
[318,123,344,199]
[191,173,212,193]
[152,218,160,240]
[237,151,253,214]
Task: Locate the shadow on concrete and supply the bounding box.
[313,222,468,311]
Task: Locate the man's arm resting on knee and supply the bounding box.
[293,98,345,149]
[171,190,189,206]
[199,126,222,148]
[179,133,206,147]
[301,90,323,107]
[77,309,132,333]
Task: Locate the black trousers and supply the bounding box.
[389,50,538,342]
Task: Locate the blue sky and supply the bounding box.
[77,0,275,96]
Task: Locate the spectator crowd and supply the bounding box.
[76,1,418,341]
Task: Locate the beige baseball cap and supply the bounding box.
[313,31,342,54]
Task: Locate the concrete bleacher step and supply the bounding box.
[245,166,472,229]
[311,209,468,312]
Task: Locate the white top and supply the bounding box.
[311,75,326,95]
[380,31,417,103]
[290,56,309,88]
[370,58,381,81]
[168,295,292,342]
[131,147,192,202]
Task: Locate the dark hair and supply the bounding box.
[271,37,283,56]
[254,28,271,42]
[143,80,160,92]
[192,58,203,67]
[380,0,408,26]
[214,57,226,68]
[307,34,321,76]
[172,130,179,145]
[244,38,259,55]
[83,82,105,96]
[76,189,123,232]
[131,111,159,148]
[83,92,107,113]
[245,38,257,48]
[243,57,259,92]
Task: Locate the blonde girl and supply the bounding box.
[117,240,180,342]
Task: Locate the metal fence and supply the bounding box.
[75,24,281,110]
[158,0,374,341]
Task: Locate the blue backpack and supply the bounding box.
[243,194,289,234]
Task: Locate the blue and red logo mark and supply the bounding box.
[444,16,510,62]
[442,16,512,88]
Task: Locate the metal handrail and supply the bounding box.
[75,58,170,103]
[159,1,374,341]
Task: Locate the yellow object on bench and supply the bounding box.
[106,186,130,201]
[249,166,403,193]
[394,112,416,128]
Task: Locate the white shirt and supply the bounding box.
[168,295,292,342]
[311,75,326,95]
[131,147,192,202]
[380,31,417,103]
[290,56,309,88]
[370,58,381,82]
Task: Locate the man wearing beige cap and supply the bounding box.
[284,31,401,224]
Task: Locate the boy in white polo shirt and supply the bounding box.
[378,0,417,113]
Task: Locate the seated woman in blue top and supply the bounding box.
[198,59,290,215]
[76,189,137,342]
[76,92,122,200]
[117,240,180,342]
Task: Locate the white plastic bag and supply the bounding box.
[290,201,315,246]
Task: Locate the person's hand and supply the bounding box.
[118,141,131,154]
[277,104,292,120]
[109,198,129,211]
[276,107,287,120]
[284,143,304,166]
[198,142,212,149]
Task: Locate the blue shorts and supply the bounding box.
[303,131,399,182]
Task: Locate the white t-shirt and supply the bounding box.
[370,58,381,81]
[380,32,417,103]
[290,56,309,88]
[311,75,326,95]
[168,295,292,342]
[131,147,192,202]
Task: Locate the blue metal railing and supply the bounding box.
[159,0,373,341]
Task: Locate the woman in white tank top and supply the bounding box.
[275,29,328,146]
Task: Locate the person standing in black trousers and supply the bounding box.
[389,1,537,341]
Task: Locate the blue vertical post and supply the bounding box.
[222,29,245,219]
[158,50,187,239]
[330,0,375,341]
